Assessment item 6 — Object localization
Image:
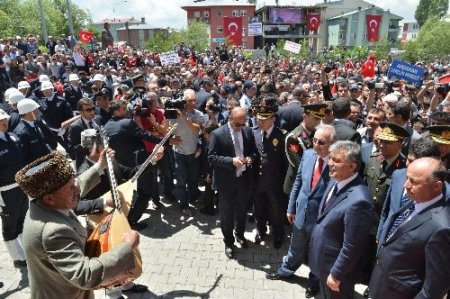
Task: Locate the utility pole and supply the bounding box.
[38,0,48,43]
[66,0,75,36]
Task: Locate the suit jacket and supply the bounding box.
[309,176,374,282]
[208,124,257,192]
[332,119,361,144]
[277,102,304,132]
[252,126,287,193]
[287,149,330,232]
[370,199,450,299]
[377,169,450,241]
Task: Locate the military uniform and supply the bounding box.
[428,125,450,173]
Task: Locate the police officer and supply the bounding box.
[6,91,25,132]
[252,94,288,249]
[13,99,57,164]
[64,73,83,111]
[283,103,327,194]
[0,109,28,268]
[427,125,450,171]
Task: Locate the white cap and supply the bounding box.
[92,74,105,82]
[4,87,19,102]
[8,92,25,105]
[41,81,54,91]
[39,74,50,82]
[17,99,40,115]
[68,74,79,81]
[0,109,9,121]
[18,81,31,90]
[382,93,399,104]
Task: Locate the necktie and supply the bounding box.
[324,183,338,210]
[386,203,415,240]
[311,157,324,190]
[232,130,244,177]
[88,120,93,129]
[400,191,410,208]
[263,131,268,144]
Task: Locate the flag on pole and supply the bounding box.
[79,30,94,44]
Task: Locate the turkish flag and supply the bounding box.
[361,54,376,78]
[307,13,321,33]
[79,30,94,44]
[366,15,382,42]
[224,17,242,46]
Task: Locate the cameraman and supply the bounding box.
[171,89,208,215]
[205,97,226,126]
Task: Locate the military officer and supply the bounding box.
[252,94,288,249]
[283,103,327,194]
[0,109,28,268]
[427,125,450,171]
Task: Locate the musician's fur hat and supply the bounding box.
[15,152,75,198]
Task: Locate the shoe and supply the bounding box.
[123,283,148,293]
[363,287,370,297]
[181,207,195,217]
[13,260,27,268]
[254,232,266,244]
[305,286,319,298]
[199,207,215,216]
[151,201,162,210]
[225,246,234,259]
[266,271,285,280]
[130,222,148,231]
[273,238,283,249]
[234,234,249,248]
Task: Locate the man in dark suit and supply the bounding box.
[370,157,450,299]
[331,98,361,144]
[195,77,214,113]
[208,107,258,258]
[251,94,288,249]
[68,98,103,169]
[309,141,374,299]
[277,87,309,132]
[266,124,336,298]
[64,73,83,111]
[104,100,169,230]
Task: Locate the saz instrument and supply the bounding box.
[86,127,142,288]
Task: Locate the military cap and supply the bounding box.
[303,103,327,119]
[132,73,145,82]
[80,129,100,149]
[428,125,450,145]
[378,122,410,142]
[15,152,75,198]
[253,93,278,120]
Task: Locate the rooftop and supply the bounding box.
[328,7,402,20]
[182,0,255,8]
[92,17,143,25]
[117,24,168,30]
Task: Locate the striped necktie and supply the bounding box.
[386,203,415,240]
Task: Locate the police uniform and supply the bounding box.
[252,98,288,248]
[0,110,28,267]
[283,104,327,194]
[428,125,450,172]
[64,83,83,111]
[37,92,74,131]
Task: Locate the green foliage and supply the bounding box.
[145,20,209,53]
[371,36,392,61]
[413,16,450,61]
[276,39,311,60]
[345,46,369,60]
[415,0,449,26]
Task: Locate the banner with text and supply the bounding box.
[160,51,180,66]
[283,40,301,54]
[388,60,425,85]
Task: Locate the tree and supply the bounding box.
[415,0,449,27]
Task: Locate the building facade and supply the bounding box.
[181,1,256,49]
[92,17,145,43]
[401,21,420,42]
[117,25,168,49]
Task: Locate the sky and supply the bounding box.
[71,0,446,29]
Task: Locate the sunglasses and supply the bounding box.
[313,138,329,146]
[234,122,246,128]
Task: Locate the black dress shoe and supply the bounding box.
[199,207,215,216]
[123,283,148,293]
[305,286,319,298]
[234,234,249,248]
[266,271,284,280]
[254,232,266,244]
[130,221,148,231]
[13,260,27,268]
[273,238,283,249]
[225,246,234,259]
[363,287,370,297]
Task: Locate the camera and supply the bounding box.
[164,92,186,119]
[207,102,223,113]
[436,83,449,97]
[324,62,337,73]
[366,80,376,90]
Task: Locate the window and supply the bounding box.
[203,11,209,18]
[240,10,247,16]
[242,26,247,36]
[242,42,247,48]
[194,11,200,18]
[232,10,239,16]
[217,26,223,33]
[217,10,223,17]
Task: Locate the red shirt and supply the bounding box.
[141,108,165,153]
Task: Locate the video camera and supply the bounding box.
[164,90,186,119]
[436,83,450,97]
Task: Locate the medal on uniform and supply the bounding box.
[272,138,278,147]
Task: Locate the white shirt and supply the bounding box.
[406,194,443,222]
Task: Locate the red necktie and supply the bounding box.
[311,157,324,190]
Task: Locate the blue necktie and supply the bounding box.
[324,183,338,210]
[400,191,409,208]
[386,203,415,240]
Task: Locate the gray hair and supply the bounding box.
[329,141,361,170]
[315,124,336,143]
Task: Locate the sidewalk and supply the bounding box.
[0,197,366,299]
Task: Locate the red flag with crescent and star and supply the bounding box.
[307,13,321,33]
[366,15,382,42]
[79,30,94,44]
[223,17,242,46]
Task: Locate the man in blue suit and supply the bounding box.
[309,141,374,299]
[266,123,336,298]
[370,157,450,299]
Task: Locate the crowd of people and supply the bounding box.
[0,32,449,299]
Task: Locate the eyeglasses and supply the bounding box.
[234,122,246,128]
[313,138,330,145]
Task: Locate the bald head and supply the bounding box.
[404,157,446,203]
[229,107,247,132]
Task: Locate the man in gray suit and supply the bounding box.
[16,152,138,299]
[309,141,374,299]
[370,157,450,299]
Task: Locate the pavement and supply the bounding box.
[0,196,367,299]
